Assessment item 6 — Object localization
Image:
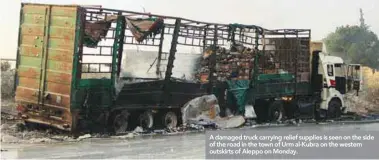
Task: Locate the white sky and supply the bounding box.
[1,0,378,59]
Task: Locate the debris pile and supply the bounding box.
[0,122,75,144]
[346,66,379,115]
[197,44,256,83]
[181,95,246,129]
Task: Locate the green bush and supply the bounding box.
[1,70,15,99]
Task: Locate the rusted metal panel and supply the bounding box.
[47,49,73,62]
[15,87,39,103]
[46,71,72,84]
[17,67,41,79]
[21,25,45,36]
[48,38,75,49]
[46,83,71,95]
[15,3,79,131]
[19,46,42,57]
[19,35,44,47]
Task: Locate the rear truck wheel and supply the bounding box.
[139,111,154,130]
[253,99,270,123]
[284,99,297,119]
[163,111,178,129]
[268,100,285,122]
[327,100,342,119]
[112,110,130,135]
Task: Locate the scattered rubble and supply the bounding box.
[133,126,144,133]
[214,116,246,129]
[112,133,135,139]
[77,134,92,141]
[346,66,379,115]
[1,135,19,143]
[1,121,75,144]
[181,95,247,129]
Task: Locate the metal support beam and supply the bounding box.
[202,25,208,50]
[111,14,126,87]
[164,19,181,82]
[156,26,165,78]
[116,15,126,78]
[208,25,218,93]
[161,19,181,105]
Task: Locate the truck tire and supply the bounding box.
[253,99,269,123]
[286,99,299,119]
[139,111,154,130]
[327,100,342,119]
[315,106,326,121]
[268,100,285,122]
[163,111,178,129]
[112,110,130,135]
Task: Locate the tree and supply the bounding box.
[324,9,379,69]
[1,61,11,71]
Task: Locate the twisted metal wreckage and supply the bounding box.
[14,3,311,133]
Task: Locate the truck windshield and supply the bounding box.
[334,64,345,77]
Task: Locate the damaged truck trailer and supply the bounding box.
[13,3,361,134]
[14,3,213,134]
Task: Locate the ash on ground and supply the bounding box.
[1,114,75,144]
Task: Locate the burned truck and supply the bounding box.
[198,30,362,122]
[13,3,204,133]
[14,3,255,133]
[13,3,359,133]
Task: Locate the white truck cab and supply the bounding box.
[316,52,362,118]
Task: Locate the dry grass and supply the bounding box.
[347,66,379,114]
[362,67,379,112]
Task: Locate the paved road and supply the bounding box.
[2,122,379,159]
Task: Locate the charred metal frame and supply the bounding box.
[111,15,126,85]
[79,7,263,81]
[156,26,165,78]
[207,26,218,93]
[77,7,311,103]
[253,29,311,98]
[13,3,313,133]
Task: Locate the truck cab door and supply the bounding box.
[347,64,362,93]
[334,63,347,94]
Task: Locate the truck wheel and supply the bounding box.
[315,107,327,121]
[268,100,285,122]
[112,111,129,134]
[139,111,154,130]
[163,111,178,129]
[327,100,342,119]
[254,99,269,123]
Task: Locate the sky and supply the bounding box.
[1,0,378,60]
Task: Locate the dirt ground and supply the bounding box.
[346,66,379,115]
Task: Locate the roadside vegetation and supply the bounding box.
[1,61,15,99]
[323,9,379,114]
